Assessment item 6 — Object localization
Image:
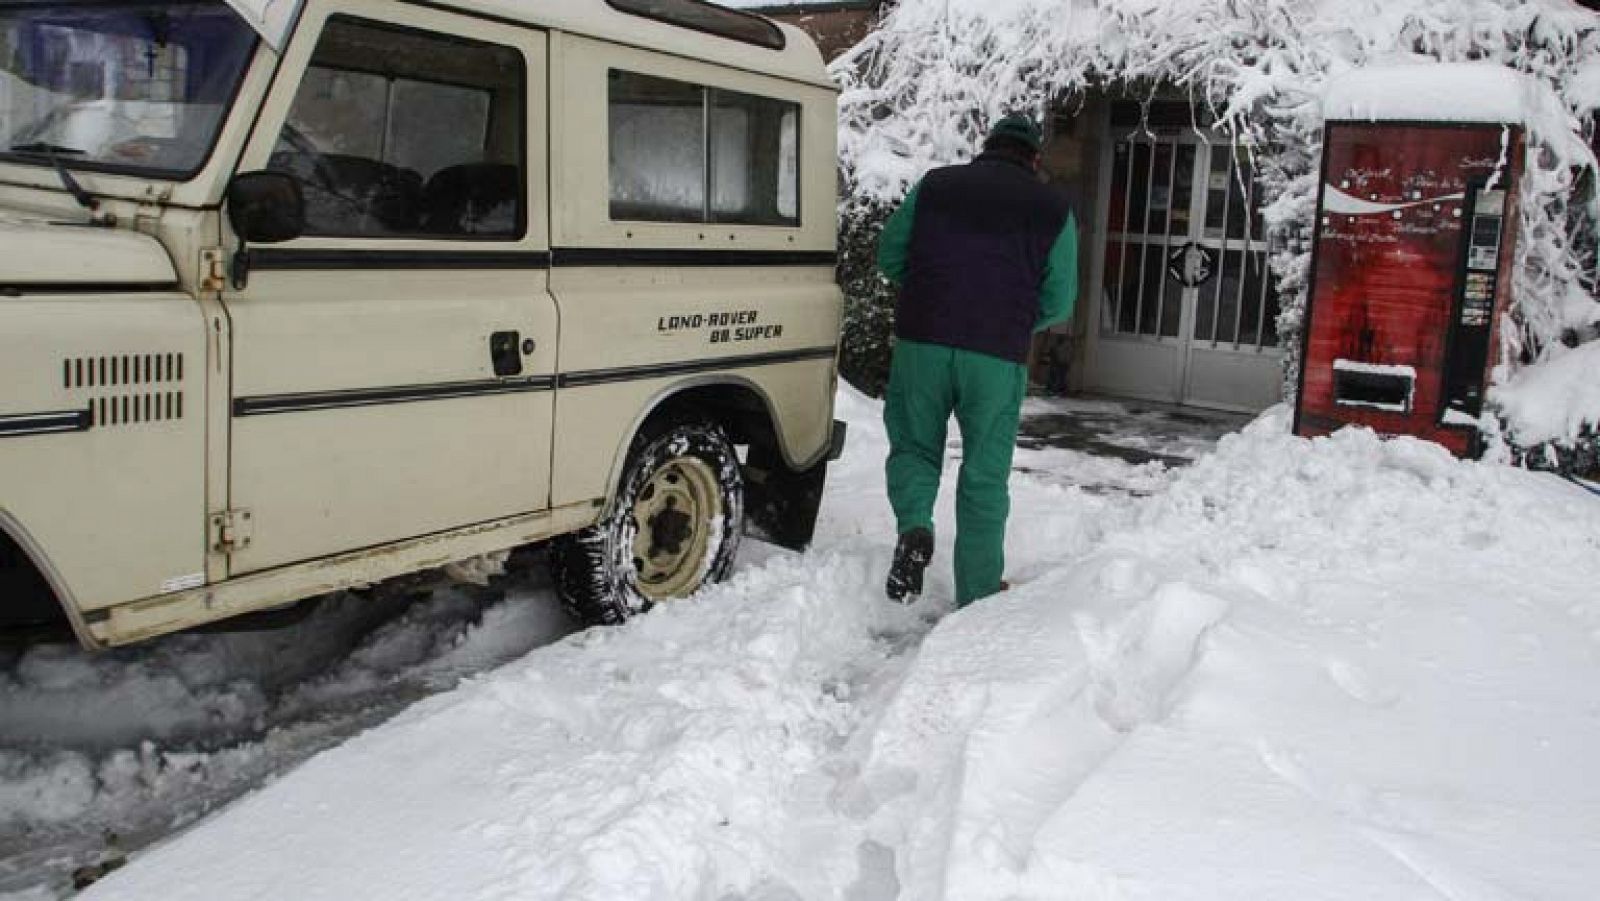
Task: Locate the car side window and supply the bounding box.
[608,69,799,227]
[270,16,525,239]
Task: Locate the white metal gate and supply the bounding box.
[1084,125,1283,411]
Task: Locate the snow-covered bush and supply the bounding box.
[831,0,1600,446]
[1520,427,1600,479]
[838,205,897,395]
[1493,335,1600,475]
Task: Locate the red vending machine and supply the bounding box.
[1294,109,1524,456]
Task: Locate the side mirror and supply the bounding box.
[226,171,304,244]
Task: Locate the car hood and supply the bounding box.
[0,215,178,286]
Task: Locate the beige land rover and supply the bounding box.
[0,0,843,647]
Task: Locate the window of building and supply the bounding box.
[269,17,524,238]
[608,69,799,227]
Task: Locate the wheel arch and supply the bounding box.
[601,375,807,507]
[0,508,101,649]
[598,375,834,552]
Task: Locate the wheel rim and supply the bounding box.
[629,455,723,601]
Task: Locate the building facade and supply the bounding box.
[1029,98,1284,411]
[732,0,1286,411]
[739,0,1598,419]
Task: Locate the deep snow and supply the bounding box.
[853,411,1600,899]
[47,387,1600,901]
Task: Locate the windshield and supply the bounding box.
[0,1,257,178]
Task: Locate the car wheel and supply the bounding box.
[551,417,744,624]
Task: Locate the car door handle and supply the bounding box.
[490,330,523,377]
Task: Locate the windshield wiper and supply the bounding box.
[8,142,87,156]
[6,143,101,214]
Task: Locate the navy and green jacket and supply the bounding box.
[876,153,1079,365]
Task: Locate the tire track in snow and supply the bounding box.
[842,552,1234,899]
[0,559,578,897]
[4,386,1187,899]
[60,544,946,901]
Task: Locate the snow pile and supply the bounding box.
[851,409,1600,899]
[71,390,1600,901]
[833,0,1600,433]
[1492,337,1600,446]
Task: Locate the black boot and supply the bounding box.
[886,528,934,603]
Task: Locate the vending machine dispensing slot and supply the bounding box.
[1333,360,1415,413]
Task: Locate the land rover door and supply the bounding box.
[220,0,556,573]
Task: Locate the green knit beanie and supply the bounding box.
[987,113,1043,152]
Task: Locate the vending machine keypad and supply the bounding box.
[1441,187,1507,418]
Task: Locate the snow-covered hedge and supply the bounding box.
[831,0,1600,452]
[836,210,897,395]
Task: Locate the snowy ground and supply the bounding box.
[1014,395,1247,495]
[9,387,1600,899]
[0,391,1209,899]
[0,560,580,896]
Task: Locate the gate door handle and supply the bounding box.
[490,330,523,377]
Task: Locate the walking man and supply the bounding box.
[876,113,1078,606]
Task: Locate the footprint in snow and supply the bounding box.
[1079,581,1232,733]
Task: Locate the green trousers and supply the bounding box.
[884,339,1027,606]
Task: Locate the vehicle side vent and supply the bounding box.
[63,353,185,389]
[61,353,187,429]
[90,391,185,427]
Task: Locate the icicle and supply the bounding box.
[1485,124,1511,193]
